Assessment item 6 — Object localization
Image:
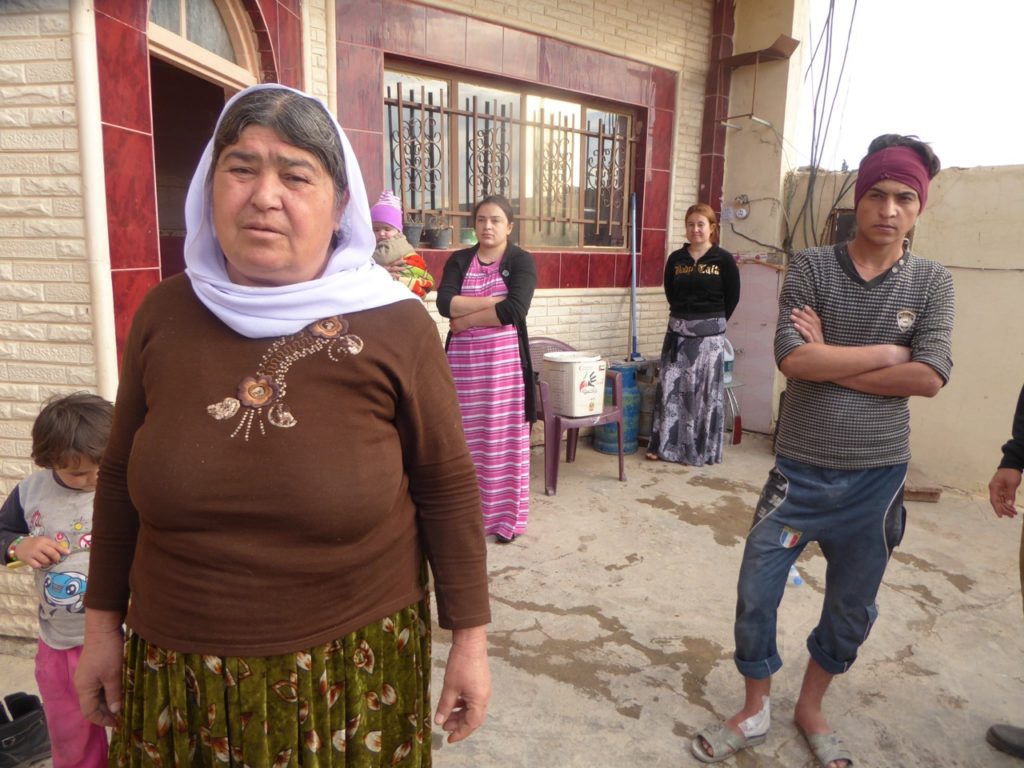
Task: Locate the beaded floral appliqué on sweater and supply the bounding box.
[206,316,363,440]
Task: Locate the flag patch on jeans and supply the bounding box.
[779,526,802,548]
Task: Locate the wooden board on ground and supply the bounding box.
[906,463,942,503]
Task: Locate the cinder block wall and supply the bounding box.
[0,1,89,638]
[425,290,667,361]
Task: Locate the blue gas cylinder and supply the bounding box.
[594,362,640,455]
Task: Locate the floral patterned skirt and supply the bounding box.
[110,600,431,768]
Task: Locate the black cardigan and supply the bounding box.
[663,244,741,320]
[436,244,537,423]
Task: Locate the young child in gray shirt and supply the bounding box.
[1,392,114,768]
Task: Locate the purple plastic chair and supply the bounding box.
[530,337,626,496]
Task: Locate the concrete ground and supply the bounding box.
[2,433,1022,767]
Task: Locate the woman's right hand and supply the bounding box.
[384,259,407,279]
[74,609,125,727]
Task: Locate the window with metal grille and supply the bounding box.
[384,68,639,249]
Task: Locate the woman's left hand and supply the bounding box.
[434,626,491,743]
[450,316,469,335]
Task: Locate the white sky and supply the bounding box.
[798,1,1024,171]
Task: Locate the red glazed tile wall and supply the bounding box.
[92,0,712,358]
[335,0,680,291]
[699,0,736,211]
[95,4,160,364]
[102,125,158,271]
[95,0,298,360]
[111,269,161,356]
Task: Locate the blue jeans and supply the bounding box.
[734,456,907,679]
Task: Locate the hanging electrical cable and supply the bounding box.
[785,0,859,253]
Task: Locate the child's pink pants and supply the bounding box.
[35,640,109,768]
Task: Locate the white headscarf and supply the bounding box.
[184,83,414,339]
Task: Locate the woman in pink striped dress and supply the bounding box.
[437,196,536,543]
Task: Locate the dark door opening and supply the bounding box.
[150,57,226,279]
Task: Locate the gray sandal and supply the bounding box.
[797,725,854,767]
[691,722,768,763]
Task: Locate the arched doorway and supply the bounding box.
[151,61,225,278]
[94,1,303,356]
[147,0,260,278]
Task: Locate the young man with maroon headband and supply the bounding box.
[692,135,955,767]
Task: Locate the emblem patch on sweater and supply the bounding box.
[896,309,917,332]
[206,316,363,440]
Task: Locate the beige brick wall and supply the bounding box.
[424,288,668,361]
[425,286,670,453]
[429,0,708,70]
[0,0,90,637]
[305,0,330,102]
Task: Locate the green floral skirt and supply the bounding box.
[111,600,431,767]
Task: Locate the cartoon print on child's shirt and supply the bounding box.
[41,570,87,614]
[27,506,92,617]
[27,510,91,558]
[68,514,88,536]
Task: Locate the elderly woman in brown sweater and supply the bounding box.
[74,84,490,766]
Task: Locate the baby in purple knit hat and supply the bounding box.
[369,191,434,299]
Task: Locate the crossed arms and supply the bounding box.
[781,305,944,398]
[446,296,503,334]
[435,249,536,335]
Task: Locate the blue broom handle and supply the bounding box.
[630,193,638,358]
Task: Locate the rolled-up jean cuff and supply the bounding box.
[734,653,782,680]
[806,632,854,676]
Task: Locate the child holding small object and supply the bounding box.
[0,392,113,768]
[370,190,435,298]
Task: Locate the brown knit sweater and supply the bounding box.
[85,275,489,655]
